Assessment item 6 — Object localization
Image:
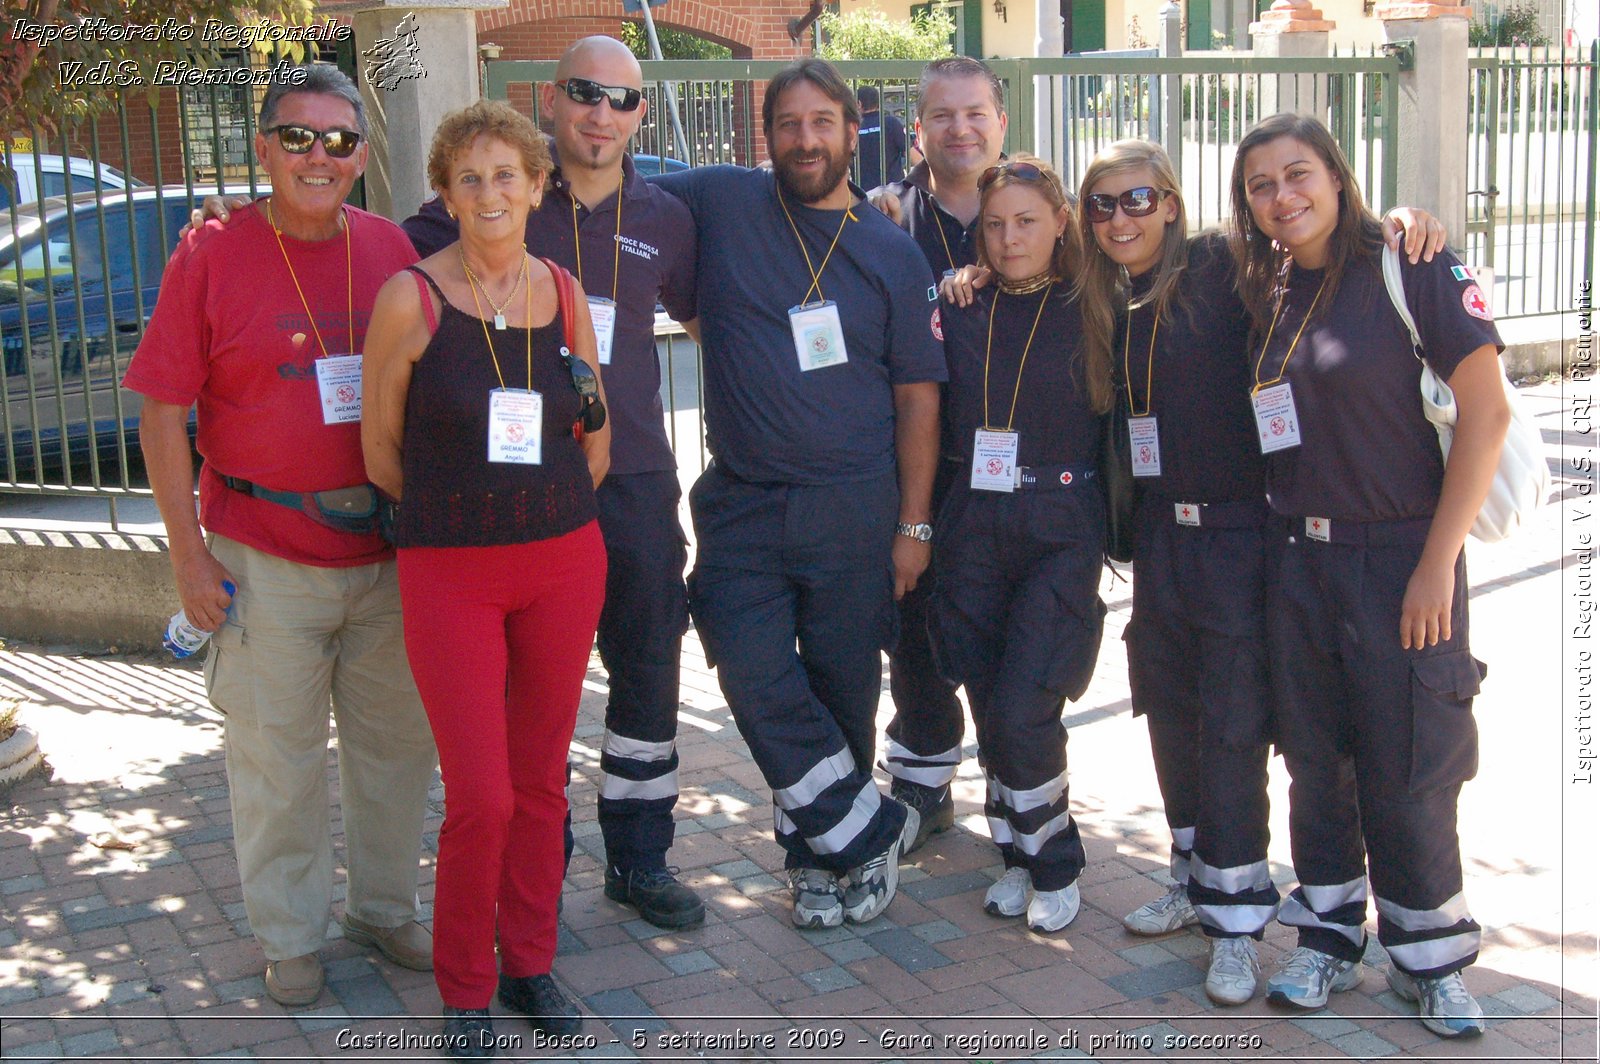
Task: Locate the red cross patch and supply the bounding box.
[930,307,944,340]
[1462,283,1493,321]
[1059,471,1072,485]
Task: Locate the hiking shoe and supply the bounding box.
[789,868,845,929]
[1205,936,1261,1005]
[1266,947,1363,1009]
[264,953,323,1006]
[496,973,582,1036]
[1386,967,1485,1038]
[984,866,1031,918]
[604,866,706,929]
[343,915,433,971]
[1027,882,1080,933]
[1122,883,1199,936]
[442,1006,497,1059]
[841,801,918,924]
[891,781,955,854]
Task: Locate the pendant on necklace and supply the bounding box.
[494,313,507,331]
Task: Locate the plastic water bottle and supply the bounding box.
[163,581,237,659]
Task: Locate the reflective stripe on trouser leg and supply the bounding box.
[1376,891,1481,977]
[881,737,962,790]
[598,731,679,872]
[983,767,1084,892]
[1278,877,1369,957]
[1190,852,1278,937]
[1169,826,1194,886]
[772,747,885,858]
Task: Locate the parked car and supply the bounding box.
[631,153,690,177]
[0,153,145,210]
[0,185,257,476]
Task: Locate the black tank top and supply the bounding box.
[395,266,598,548]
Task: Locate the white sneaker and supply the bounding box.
[1204,936,1260,1005]
[1027,882,1080,933]
[1122,883,1198,936]
[1386,967,1485,1038]
[841,801,917,925]
[984,867,1030,918]
[788,868,844,929]
[1266,946,1363,1009]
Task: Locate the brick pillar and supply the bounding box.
[1250,1,1334,120]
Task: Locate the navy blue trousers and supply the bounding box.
[930,482,1105,891]
[686,463,906,874]
[593,470,690,872]
[1268,519,1484,977]
[1125,496,1277,937]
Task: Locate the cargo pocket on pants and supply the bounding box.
[1409,649,1486,795]
[203,619,248,719]
[1045,594,1108,703]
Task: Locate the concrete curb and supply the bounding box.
[0,529,173,651]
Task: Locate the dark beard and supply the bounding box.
[774,147,852,205]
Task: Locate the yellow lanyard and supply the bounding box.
[1252,275,1327,394]
[265,200,353,358]
[1123,307,1160,418]
[461,248,533,391]
[777,185,853,306]
[929,201,958,274]
[570,180,623,304]
[982,284,1053,432]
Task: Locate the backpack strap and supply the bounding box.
[404,265,444,336]
[1379,244,1424,363]
[540,257,577,352]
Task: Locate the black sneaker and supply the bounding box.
[891,781,955,855]
[604,866,706,929]
[442,1006,497,1059]
[497,973,582,1037]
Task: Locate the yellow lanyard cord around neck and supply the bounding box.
[1252,275,1327,394]
[1123,307,1160,418]
[461,253,527,321]
[930,200,958,274]
[462,249,533,391]
[777,184,852,306]
[982,283,1054,432]
[265,200,353,358]
[570,179,624,304]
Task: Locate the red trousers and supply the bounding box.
[398,521,606,1007]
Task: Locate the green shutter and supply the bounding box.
[1069,0,1106,52]
[1187,0,1212,50]
[962,0,984,57]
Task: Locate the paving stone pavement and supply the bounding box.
[0,385,1596,1061]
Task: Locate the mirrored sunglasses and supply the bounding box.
[978,161,1047,192]
[556,77,643,113]
[264,124,363,158]
[561,349,608,432]
[1085,186,1169,223]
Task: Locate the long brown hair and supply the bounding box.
[1073,140,1188,401]
[1228,113,1384,333]
[974,155,1109,414]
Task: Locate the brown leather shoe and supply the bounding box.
[264,953,324,1006]
[343,915,433,971]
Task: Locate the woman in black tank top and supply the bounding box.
[362,100,610,1057]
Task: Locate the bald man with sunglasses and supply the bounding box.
[405,36,704,931]
[126,65,438,1008]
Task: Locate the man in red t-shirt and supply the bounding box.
[124,65,436,1008]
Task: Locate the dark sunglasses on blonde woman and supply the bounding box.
[1084,186,1171,223]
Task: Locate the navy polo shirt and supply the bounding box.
[401,152,697,476]
[1121,232,1263,504]
[939,284,1100,471]
[1262,248,1504,522]
[880,162,980,282]
[856,109,906,191]
[652,165,947,486]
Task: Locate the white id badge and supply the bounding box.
[970,428,1019,493]
[315,354,363,425]
[588,297,618,366]
[1129,415,1161,477]
[1175,502,1201,527]
[789,301,849,372]
[487,388,543,465]
[1252,381,1303,454]
[1305,516,1331,542]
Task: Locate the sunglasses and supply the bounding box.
[556,77,643,113]
[263,124,363,158]
[1084,186,1170,223]
[562,349,608,433]
[978,161,1048,192]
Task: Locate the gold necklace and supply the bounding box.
[997,270,1054,295]
[458,249,528,330]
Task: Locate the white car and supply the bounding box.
[1,153,144,210]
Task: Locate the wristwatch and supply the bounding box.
[895,521,934,543]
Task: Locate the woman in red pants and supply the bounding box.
[363,100,610,1059]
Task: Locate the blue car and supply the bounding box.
[1,186,253,476]
[631,153,691,177]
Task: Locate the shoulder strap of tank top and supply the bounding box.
[405,265,444,335]
[539,257,576,352]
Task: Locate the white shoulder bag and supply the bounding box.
[1380,244,1549,543]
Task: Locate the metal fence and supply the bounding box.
[1465,41,1599,320]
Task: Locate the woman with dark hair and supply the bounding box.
[363,100,610,1058]
[931,155,1108,933]
[1230,112,1507,1038]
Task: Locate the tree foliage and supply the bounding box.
[2,1,324,132]
[815,7,956,62]
[619,20,731,61]
[1469,2,1552,48]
